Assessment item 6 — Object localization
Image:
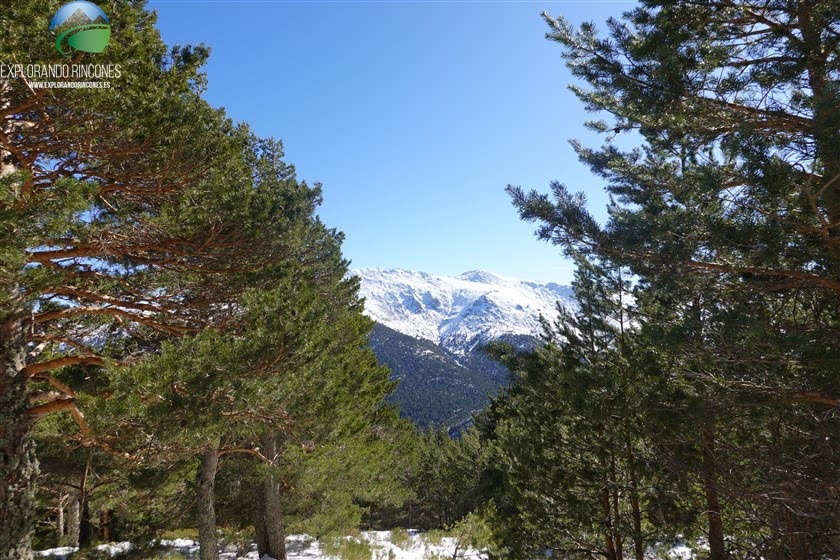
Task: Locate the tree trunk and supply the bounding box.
[253,483,270,558]
[79,458,92,548]
[0,317,37,560]
[100,509,110,542]
[609,452,623,560]
[79,490,91,548]
[263,471,287,560]
[254,479,286,560]
[626,441,644,560]
[408,500,413,529]
[196,444,220,560]
[596,427,618,560]
[701,424,728,560]
[253,432,286,560]
[600,473,618,560]
[67,490,80,547]
[56,493,66,546]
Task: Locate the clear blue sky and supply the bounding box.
[148,0,635,284]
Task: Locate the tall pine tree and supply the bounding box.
[484,257,686,560]
[507,2,839,557]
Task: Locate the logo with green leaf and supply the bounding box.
[50,1,111,56]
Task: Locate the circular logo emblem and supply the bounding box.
[50,1,111,56]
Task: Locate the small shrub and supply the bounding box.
[322,535,374,560]
[423,529,450,547]
[450,512,494,551]
[159,528,199,541]
[389,528,411,548]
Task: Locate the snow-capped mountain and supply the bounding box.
[353,268,575,356]
[353,268,575,428]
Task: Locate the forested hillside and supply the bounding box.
[369,323,499,429]
[368,322,538,430]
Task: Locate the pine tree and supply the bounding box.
[94,223,405,559]
[507,2,840,556]
[482,257,685,560]
[404,427,486,530]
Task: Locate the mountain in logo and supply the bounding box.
[57,8,95,30]
[50,1,111,56]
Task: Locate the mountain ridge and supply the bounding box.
[354,268,575,428]
[353,267,574,355]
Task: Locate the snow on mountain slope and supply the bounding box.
[353,268,575,355]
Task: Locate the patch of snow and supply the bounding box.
[94,542,133,556]
[668,544,694,560]
[159,538,201,555]
[35,546,78,558]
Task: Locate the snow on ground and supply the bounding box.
[36,541,133,558]
[35,547,77,559]
[357,530,484,560]
[36,531,487,560]
[36,531,697,560]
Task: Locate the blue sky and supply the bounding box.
[148,0,635,284]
